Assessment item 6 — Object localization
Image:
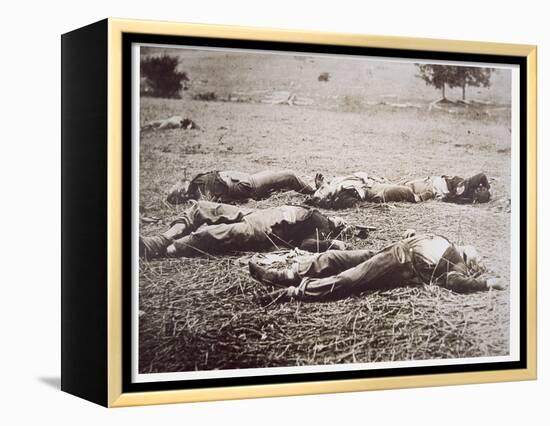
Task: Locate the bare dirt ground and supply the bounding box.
[138,50,512,373]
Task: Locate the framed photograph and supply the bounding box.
[61,18,537,407]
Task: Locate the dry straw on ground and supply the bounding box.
[139,250,508,372]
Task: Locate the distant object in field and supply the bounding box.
[142,116,199,131]
[140,54,189,98]
[261,91,314,106]
[416,64,494,101]
[193,91,217,101]
[318,72,331,82]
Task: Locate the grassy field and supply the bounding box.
[138,50,512,374]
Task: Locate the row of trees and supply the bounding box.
[416,64,494,101]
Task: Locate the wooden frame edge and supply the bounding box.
[107,17,535,56]
[109,368,535,407]
[106,18,537,407]
[526,46,537,380]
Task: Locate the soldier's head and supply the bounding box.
[473,186,491,204]
[457,244,485,273]
[167,179,190,205]
[307,173,330,206]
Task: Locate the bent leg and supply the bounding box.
[170,221,259,257]
[296,249,376,278]
[252,170,316,197]
[292,245,410,301]
[170,200,254,234]
[141,201,255,259]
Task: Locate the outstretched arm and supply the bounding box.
[441,272,504,293]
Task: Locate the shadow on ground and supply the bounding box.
[38,376,60,390]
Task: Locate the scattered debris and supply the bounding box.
[181,143,203,154]
[318,72,330,82]
[380,101,422,108]
[355,225,377,239]
[193,91,217,101]
[261,91,314,106]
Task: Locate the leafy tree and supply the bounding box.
[140,55,189,98]
[416,64,493,101]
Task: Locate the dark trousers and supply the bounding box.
[233,170,315,199]
[294,243,415,301]
[169,201,258,256]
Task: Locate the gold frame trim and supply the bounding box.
[106,18,537,407]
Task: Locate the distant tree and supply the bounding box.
[416,64,493,101]
[452,67,493,100]
[140,54,189,98]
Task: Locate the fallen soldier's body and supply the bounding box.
[140,200,346,259]
[308,172,491,208]
[141,115,199,131]
[167,170,316,204]
[249,231,505,303]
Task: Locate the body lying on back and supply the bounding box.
[140,200,346,259]
[308,172,491,208]
[249,231,505,303]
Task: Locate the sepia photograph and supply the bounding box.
[132,42,520,383]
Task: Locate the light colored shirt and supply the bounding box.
[405,176,449,199]
[407,234,451,266]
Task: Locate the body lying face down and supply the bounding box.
[307,172,491,209]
